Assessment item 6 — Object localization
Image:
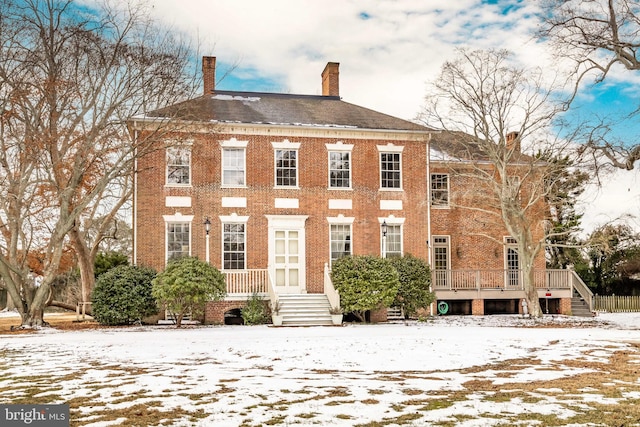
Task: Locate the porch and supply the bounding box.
[433,269,593,312]
[217,267,593,318]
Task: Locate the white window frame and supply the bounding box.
[166,147,192,186]
[220,138,248,188]
[272,140,301,188]
[430,173,450,208]
[327,215,354,265]
[432,235,450,287]
[379,216,405,257]
[220,214,250,270]
[432,236,450,269]
[377,144,404,191]
[326,142,354,189]
[504,236,520,287]
[163,214,194,262]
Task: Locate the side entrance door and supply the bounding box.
[267,215,308,294]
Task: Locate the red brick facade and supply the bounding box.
[132,58,553,323]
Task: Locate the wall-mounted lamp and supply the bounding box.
[381,220,388,259]
[203,217,211,264]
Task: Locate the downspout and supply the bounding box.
[426,133,433,316]
[132,126,138,265]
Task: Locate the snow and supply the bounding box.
[1,311,639,426]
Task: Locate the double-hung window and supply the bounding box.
[272,140,300,188]
[221,138,248,187]
[384,224,402,258]
[326,142,353,189]
[166,147,191,185]
[330,224,352,264]
[431,174,449,207]
[275,150,297,187]
[377,144,404,190]
[166,222,190,260]
[223,223,246,270]
[381,217,404,258]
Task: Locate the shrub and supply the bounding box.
[389,254,435,318]
[331,255,399,322]
[152,256,226,327]
[94,251,129,278]
[241,293,269,325]
[91,265,158,326]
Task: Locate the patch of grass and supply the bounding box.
[295,412,317,419]
[368,388,388,395]
[418,399,455,411]
[336,414,353,420]
[361,398,379,404]
[264,415,287,425]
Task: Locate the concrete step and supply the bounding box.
[571,297,593,317]
[275,294,335,327]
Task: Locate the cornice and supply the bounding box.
[129,117,434,142]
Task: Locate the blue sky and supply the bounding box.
[142,0,639,232]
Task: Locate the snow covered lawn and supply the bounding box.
[1,312,639,426]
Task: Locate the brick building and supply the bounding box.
[130,57,588,325]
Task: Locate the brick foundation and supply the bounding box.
[471,299,484,315]
[205,300,252,325]
[559,297,572,315]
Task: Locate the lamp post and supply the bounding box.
[204,217,211,264]
[381,220,388,259]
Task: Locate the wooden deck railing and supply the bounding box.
[432,269,574,291]
[223,269,269,294]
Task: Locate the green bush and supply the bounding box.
[389,254,435,318]
[152,256,226,327]
[94,251,129,278]
[241,293,269,325]
[331,255,399,322]
[91,265,158,326]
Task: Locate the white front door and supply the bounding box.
[267,215,308,294]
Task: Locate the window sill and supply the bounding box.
[164,184,192,189]
[378,188,403,192]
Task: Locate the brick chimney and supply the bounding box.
[506,131,520,152]
[203,56,216,94]
[321,62,340,97]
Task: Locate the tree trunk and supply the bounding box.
[21,284,52,327]
[69,227,96,304]
[49,299,92,315]
[522,255,543,318]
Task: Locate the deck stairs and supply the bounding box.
[571,289,594,317]
[277,294,333,326]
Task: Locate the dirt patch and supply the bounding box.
[0,312,103,334]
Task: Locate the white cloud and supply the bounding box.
[142,0,640,233]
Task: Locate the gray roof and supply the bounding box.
[145,90,431,133]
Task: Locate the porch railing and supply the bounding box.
[223,269,269,294]
[432,269,574,291]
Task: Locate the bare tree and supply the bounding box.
[420,49,576,318]
[0,0,198,327]
[540,0,640,170]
